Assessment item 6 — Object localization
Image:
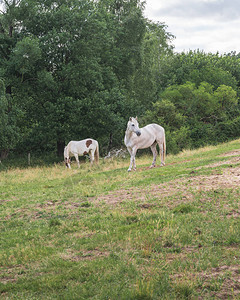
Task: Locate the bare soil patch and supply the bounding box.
[196,156,240,169]
[0,264,26,285]
[220,150,240,157]
[199,264,240,299]
[169,263,240,299]
[96,166,240,207]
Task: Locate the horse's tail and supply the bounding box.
[158,129,166,165]
[94,141,99,164]
[64,143,71,168]
[64,145,68,159]
[162,130,166,164]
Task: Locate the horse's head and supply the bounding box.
[64,157,71,168]
[127,117,141,136]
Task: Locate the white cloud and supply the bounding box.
[144,0,240,54]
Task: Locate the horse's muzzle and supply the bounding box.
[136,131,141,136]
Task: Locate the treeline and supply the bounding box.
[1,0,240,160]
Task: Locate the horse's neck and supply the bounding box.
[64,145,69,157]
[125,129,134,143]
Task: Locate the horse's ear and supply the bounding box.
[135,116,138,121]
[129,117,132,121]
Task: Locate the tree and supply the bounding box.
[213,85,238,121]
[144,81,240,151]
[1,0,150,156]
[141,98,189,154]
[157,50,240,94]
[128,20,175,111]
[0,79,21,158]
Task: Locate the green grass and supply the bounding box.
[0,140,240,299]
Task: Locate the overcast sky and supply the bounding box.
[144,0,240,54]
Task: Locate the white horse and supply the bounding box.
[64,139,99,168]
[124,117,166,172]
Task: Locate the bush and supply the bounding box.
[166,126,192,154]
[215,116,240,142]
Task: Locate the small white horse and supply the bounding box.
[64,139,99,168]
[124,117,166,172]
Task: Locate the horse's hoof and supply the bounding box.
[160,163,165,167]
[150,165,155,168]
[128,169,131,172]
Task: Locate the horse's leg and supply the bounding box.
[158,142,165,166]
[127,147,133,171]
[132,148,137,171]
[150,142,157,168]
[67,158,71,169]
[128,147,137,172]
[74,154,80,168]
[89,150,94,165]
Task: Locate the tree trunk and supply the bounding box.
[107,133,113,153]
[57,140,65,157]
[0,149,9,160]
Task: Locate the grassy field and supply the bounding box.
[0,140,240,299]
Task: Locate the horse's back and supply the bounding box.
[68,140,82,151]
[84,138,98,148]
[68,139,98,153]
[143,124,165,137]
[145,123,164,131]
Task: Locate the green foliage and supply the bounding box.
[214,116,240,142]
[144,99,186,130]
[158,50,240,92]
[8,36,41,79]
[1,1,240,159]
[0,79,21,158]
[213,85,238,120]
[128,21,175,110]
[0,0,152,155]
[166,126,192,154]
[142,98,190,154]
[142,80,240,153]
